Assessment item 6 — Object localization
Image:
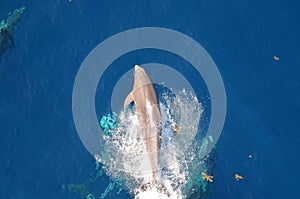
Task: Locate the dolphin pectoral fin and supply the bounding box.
[124,92,134,108]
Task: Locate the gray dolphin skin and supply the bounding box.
[124,65,162,180]
[124,65,171,197]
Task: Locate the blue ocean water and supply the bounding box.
[1,0,300,198]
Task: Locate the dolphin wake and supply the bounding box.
[94,88,214,199]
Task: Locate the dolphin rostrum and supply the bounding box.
[124,65,162,181]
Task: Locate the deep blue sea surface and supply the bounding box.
[1,0,300,198]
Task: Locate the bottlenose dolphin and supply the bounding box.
[124,65,172,197]
[0,6,25,58]
[124,65,162,180]
[124,65,173,197]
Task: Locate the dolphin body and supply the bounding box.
[124,65,162,180]
[125,65,172,197]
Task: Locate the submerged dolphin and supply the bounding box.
[124,65,162,180]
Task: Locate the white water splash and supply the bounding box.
[97,89,207,198]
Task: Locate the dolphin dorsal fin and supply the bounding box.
[124,92,134,108]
